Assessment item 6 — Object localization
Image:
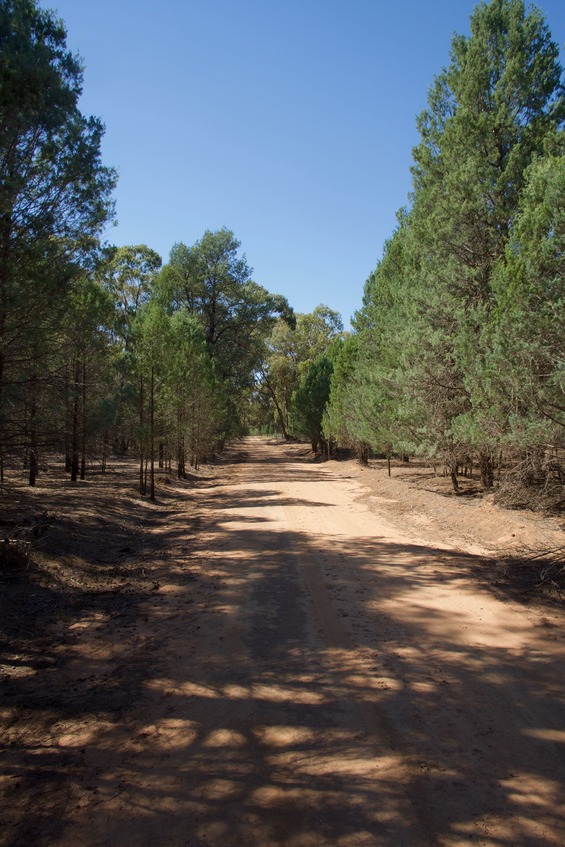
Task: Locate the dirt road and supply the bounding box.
[3,437,565,846]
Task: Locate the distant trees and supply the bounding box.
[1,3,296,495]
[256,305,342,439]
[62,273,115,483]
[3,0,563,515]
[88,229,291,499]
[104,245,162,337]
[158,229,293,437]
[290,352,336,453]
[0,5,292,501]
[131,299,224,496]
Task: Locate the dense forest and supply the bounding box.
[1,0,563,510]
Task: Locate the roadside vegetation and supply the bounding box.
[1,3,564,837]
[257,0,565,516]
[0,0,563,519]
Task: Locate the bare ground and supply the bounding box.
[1,436,565,847]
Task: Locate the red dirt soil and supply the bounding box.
[1,436,564,846]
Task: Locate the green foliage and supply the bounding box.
[103,245,162,339]
[486,149,565,444]
[257,305,343,438]
[332,0,565,501]
[158,228,292,435]
[3,0,563,514]
[323,335,360,449]
[0,0,116,477]
[407,0,565,474]
[290,355,334,452]
[160,308,224,470]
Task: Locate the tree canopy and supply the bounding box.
[3,0,563,512]
[324,0,564,506]
[0,0,116,479]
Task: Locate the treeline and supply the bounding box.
[263,0,564,510]
[0,1,291,496]
[96,230,291,499]
[3,0,564,511]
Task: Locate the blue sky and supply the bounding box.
[41,0,565,328]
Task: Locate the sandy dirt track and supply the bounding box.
[2,436,565,846]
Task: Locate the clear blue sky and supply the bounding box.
[41,0,565,328]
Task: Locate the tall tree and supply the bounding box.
[62,274,115,482]
[341,0,564,497]
[131,301,169,499]
[159,228,292,434]
[100,245,161,458]
[159,309,223,477]
[481,146,565,498]
[104,244,162,341]
[406,0,564,485]
[0,0,116,471]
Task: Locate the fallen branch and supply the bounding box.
[498,545,565,601]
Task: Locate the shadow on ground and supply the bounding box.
[1,441,564,846]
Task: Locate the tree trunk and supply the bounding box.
[64,363,72,472]
[0,202,11,474]
[177,409,185,478]
[139,374,145,495]
[150,366,155,501]
[28,370,38,487]
[178,435,185,479]
[28,418,38,487]
[480,453,494,489]
[262,373,289,439]
[0,342,4,477]
[357,443,369,466]
[80,360,86,480]
[70,360,80,482]
[274,400,288,440]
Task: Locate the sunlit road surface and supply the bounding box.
[64,437,565,847]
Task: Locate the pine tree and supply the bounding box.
[407,0,564,486]
[0,0,115,475]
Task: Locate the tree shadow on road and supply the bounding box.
[2,445,565,846]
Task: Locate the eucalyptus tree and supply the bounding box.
[104,244,162,342]
[258,305,342,438]
[158,228,292,435]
